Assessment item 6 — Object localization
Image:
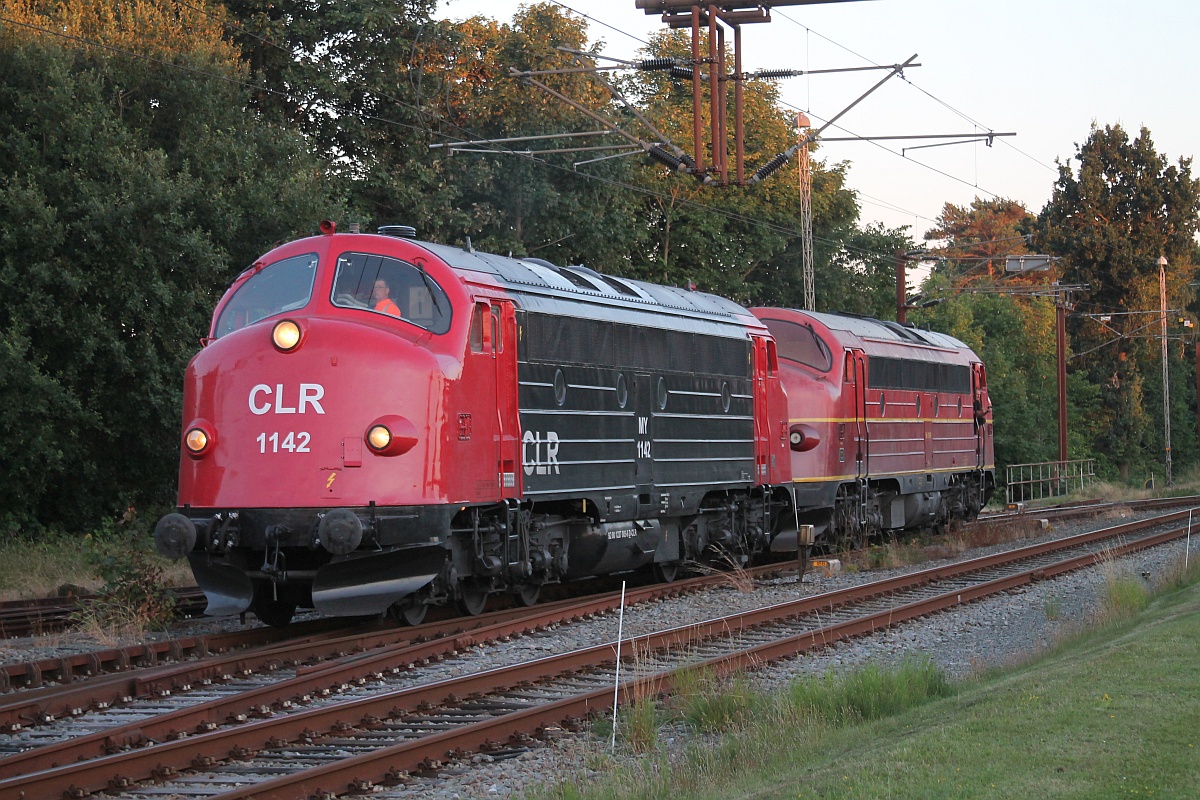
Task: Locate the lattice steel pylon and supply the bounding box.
[796,113,815,311]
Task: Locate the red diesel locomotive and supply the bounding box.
[155,224,994,626]
[754,308,995,551]
[155,223,793,626]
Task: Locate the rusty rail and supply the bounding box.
[2,507,1193,799]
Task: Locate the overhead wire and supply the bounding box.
[21,6,928,264]
[0,5,1024,271]
[531,5,950,248]
[10,1,1073,278]
[546,1,652,47]
[773,8,1058,176]
[537,3,1009,225]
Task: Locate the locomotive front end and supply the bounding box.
[155,230,468,626]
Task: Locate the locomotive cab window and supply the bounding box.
[761,319,833,372]
[215,253,318,338]
[469,302,501,353]
[331,252,451,334]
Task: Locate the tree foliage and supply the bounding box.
[915,198,1056,478]
[1039,124,1200,480]
[0,8,340,532]
[925,197,1036,283]
[0,0,981,534]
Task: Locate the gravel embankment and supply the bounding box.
[369,511,1199,799]
[2,508,1196,799]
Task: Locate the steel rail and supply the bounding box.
[0,615,356,693]
[0,562,796,733]
[978,494,1200,523]
[0,588,206,640]
[0,566,788,776]
[3,508,1193,799]
[1,493,1181,688]
[0,497,1186,733]
[165,514,1200,800]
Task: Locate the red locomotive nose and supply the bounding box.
[178,315,440,510]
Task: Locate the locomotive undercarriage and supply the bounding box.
[825,469,993,551]
[441,488,778,620]
[160,487,787,628]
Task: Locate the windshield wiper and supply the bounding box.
[417,265,443,314]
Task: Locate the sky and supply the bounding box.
[435,0,1199,241]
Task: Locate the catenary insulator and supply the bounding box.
[637,57,678,71]
[753,69,802,80]
[670,65,700,80]
[750,151,792,183]
[648,145,692,172]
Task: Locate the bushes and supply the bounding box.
[73,519,176,635]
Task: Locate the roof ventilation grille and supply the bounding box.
[378,225,417,239]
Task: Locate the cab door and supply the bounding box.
[493,301,520,498]
[751,336,768,484]
[847,349,868,478]
[971,362,991,468]
[464,299,520,502]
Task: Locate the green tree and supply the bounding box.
[427,6,646,269]
[1038,124,1200,481]
[925,197,1036,283]
[914,292,1058,476]
[220,0,457,232]
[0,19,338,532]
[916,197,1058,481]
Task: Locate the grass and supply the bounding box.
[690,553,757,593]
[527,556,1200,800]
[0,527,192,601]
[842,517,1043,572]
[672,670,770,734]
[0,532,101,600]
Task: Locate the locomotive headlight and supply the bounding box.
[183,419,215,457]
[367,424,392,451]
[185,428,209,453]
[364,415,418,457]
[789,423,821,453]
[271,319,302,352]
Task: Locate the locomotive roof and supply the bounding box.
[414,240,758,337]
[802,310,973,353]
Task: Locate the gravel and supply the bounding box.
[3,507,1197,799]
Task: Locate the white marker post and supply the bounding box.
[1187,509,1193,571]
[611,580,626,753]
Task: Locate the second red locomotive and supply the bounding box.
[155,224,993,626]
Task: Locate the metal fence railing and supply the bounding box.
[1005,459,1097,506]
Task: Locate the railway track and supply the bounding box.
[0,493,1187,644]
[977,493,1200,524]
[1,505,1194,799]
[0,589,207,640]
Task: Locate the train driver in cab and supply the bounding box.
[371,278,401,317]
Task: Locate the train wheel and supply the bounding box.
[456,581,489,616]
[514,583,540,607]
[652,562,679,583]
[390,597,427,627]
